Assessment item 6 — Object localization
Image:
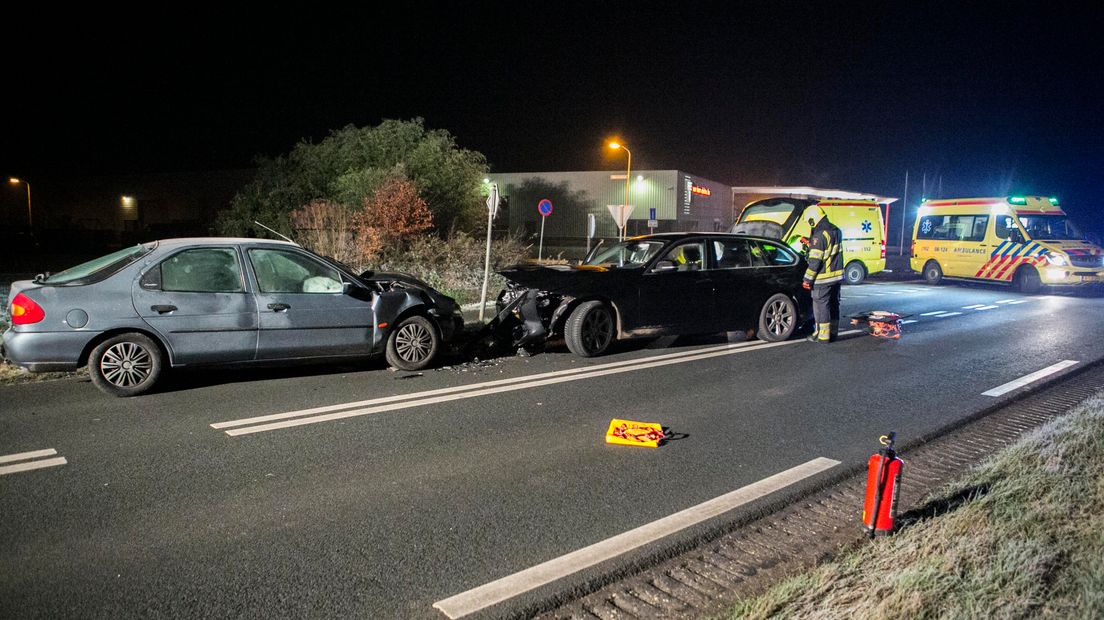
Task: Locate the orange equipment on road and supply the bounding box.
[862,432,904,537]
[605,419,666,448]
[850,311,906,339]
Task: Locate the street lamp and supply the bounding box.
[9,177,32,228]
[608,141,632,240]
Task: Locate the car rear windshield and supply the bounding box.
[42,243,155,285]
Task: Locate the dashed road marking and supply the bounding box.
[901,319,918,325]
[982,360,1080,397]
[962,304,985,309]
[920,311,947,316]
[432,457,841,619]
[0,449,67,476]
[976,305,999,310]
[938,312,962,317]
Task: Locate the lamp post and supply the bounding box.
[9,177,32,228]
[608,142,632,240]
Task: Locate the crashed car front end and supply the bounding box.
[493,283,574,348]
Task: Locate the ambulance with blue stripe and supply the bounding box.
[911,196,1104,293]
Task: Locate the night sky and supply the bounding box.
[3,3,1101,235]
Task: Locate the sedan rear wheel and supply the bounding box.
[385,315,440,371]
[757,293,797,342]
[565,300,615,357]
[89,333,163,397]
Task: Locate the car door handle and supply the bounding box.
[267,303,291,312]
[151,305,177,314]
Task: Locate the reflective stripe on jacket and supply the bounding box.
[804,220,844,286]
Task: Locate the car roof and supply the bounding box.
[152,237,299,248]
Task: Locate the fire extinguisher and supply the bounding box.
[862,432,903,538]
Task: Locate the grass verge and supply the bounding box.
[727,389,1104,619]
[0,362,82,386]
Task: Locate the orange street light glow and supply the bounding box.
[9,178,20,184]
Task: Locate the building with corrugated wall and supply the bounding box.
[486,170,732,242]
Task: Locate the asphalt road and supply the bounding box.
[2,281,1102,619]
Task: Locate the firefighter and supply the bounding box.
[801,205,844,343]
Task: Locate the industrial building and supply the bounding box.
[486,170,733,244]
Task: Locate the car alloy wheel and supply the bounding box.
[88,332,164,397]
[580,307,613,352]
[758,293,798,342]
[385,315,440,371]
[100,342,154,388]
[565,300,615,357]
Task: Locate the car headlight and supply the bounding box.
[1044,252,1069,267]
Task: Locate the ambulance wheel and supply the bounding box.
[758,293,797,342]
[923,261,943,285]
[844,261,867,285]
[1014,266,1042,295]
[565,301,615,357]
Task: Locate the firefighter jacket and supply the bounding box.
[804,219,844,286]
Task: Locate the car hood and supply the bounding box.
[497,263,621,292]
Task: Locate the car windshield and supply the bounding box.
[1018,214,1083,240]
[583,240,667,267]
[42,243,155,285]
[741,202,799,225]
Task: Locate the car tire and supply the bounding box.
[1014,266,1042,294]
[844,261,867,285]
[386,315,440,371]
[758,293,798,342]
[565,300,615,357]
[88,333,163,397]
[923,260,943,285]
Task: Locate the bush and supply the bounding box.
[374,231,531,305]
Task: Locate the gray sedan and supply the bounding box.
[2,238,463,396]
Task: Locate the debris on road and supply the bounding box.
[850,310,908,339]
[605,418,667,448]
[394,373,424,380]
[434,358,503,374]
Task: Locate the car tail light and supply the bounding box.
[880,240,886,259]
[11,293,45,325]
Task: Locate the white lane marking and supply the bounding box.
[432,457,841,619]
[1006,299,1029,305]
[962,304,985,309]
[901,320,918,325]
[920,311,947,316]
[995,299,1017,304]
[975,305,999,310]
[982,360,1080,397]
[0,448,57,464]
[937,312,962,317]
[220,332,864,436]
[213,338,778,430]
[0,457,68,476]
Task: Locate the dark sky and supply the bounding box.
[3,3,1101,233]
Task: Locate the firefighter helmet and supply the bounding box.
[802,204,827,228]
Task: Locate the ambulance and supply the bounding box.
[731,188,890,284]
[910,196,1104,293]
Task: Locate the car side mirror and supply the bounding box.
[652,259,677,273]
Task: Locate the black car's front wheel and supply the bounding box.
[757,293,797,342]
[565,300,615,357]
[88,333,163,397]
[386,315,440,371]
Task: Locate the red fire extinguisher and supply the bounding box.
[862,432,903,538]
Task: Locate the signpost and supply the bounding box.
[585,213,596,256]
[607,204,634,241]
[648,207,657,232]
[537,199,553,259]
[478,183,499,322]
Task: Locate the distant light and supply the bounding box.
[1009,196,1027,205]
[636,175,644,181]
[1048,197,1060,205]
[608,142,621,150]
[8,178,19,184]
[483,178,490,184]
[121,196,135,205]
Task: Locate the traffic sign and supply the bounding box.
[538,199,553,217]
[485,183,499,218]
[606,204,634,229]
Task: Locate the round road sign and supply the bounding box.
[538,198,553,217]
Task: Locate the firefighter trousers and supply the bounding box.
[811,283,841,341]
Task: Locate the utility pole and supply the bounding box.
[899,170,909,256]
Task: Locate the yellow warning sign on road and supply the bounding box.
[605,418,665,448]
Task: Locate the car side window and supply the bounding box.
[711,239,764,269]
[658,242,706,271]
[157,248,244,293]
[249,248,343,294]
[756,241,797,265]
